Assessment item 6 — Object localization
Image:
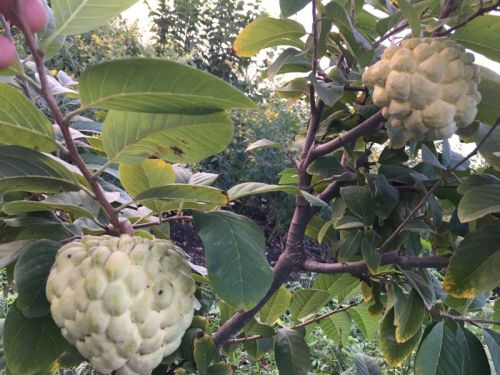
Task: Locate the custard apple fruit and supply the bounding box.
[46,235,199,375]
[362,37,481,148]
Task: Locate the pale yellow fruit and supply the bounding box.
[46,235,199,375]
[363,37,481,148]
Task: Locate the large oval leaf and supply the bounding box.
[444,225,500,298]
[477,68,500,125]
[0,84,55,152]
[14,240,60,318]
[274,328,310,375]
[484,328,500,374]
[259,286,292,325]
[233,17,306,57]
[2,191,100,221]
[318,311,352,345]
[452,15,500,62]
[193,211,273,310]
[394,290,426,343]
[4,304,68,375]
[348,304,380,340]
[458,184,500,222]
[135,184,229,209]
[0,146,85,194]
[119,160,176,213]
[290,289,330,321]
[80,59,256,114]
[102,111,233,164]
[414,322,461,375]
[456,327,491,375]
[42,0,138,50]
[380,308,422,366]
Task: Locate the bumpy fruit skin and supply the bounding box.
[0,36,16,69]
[46,235,199,375]
[362,37,481,148]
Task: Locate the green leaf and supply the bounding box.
[194,336,219,375]
[361,234,382,274]
[207,362,232,375]
[307,155,345,178]
[290,289,330,321]
[274,328,310,375]
[338,230,363,262]
[484,328,500,374]
[354,353,381,375]
[119,160,175,213]
[324,2,374,67]
[0,240,36,268]
[341,186,375,226]
[397,0,421,37]
[244,322,274,361]
[334,215,365,230]
[444,225,500,298]
[14,240,60,318]
[0,83,56,152]
[456,327,491,375]
[2,191,100,221]
[233,17,306,57]
[477,67,500,125]
[394,290,426,343]
[313,273,360,302]
[80,59,255,114]
[452,15,500,62]
[4,304,68,375]
[189,173,219,187]
[457,173,500,195]
[458,184,500,222]
[280,0,310,17]
[227,182,327,207]
[372,174,399,219]
[193,211,273,310]
[135,184,228,209]
[404,269,436,310]
[349,304,379,340]
[245,139,281,152]
[318,312,351,345]
[260,286,292,325]
[0,146,85,194]
[275,77,308,99]
[380,308,422,366]
[309,74,344,107]
[44,0,137,47]
[414,322,461,375]
[102,111,233,164]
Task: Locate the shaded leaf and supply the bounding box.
[354,353,381,375]
[458,184,500,222]
[194,336,219,375]
[394,290,426,343]
[274,328,310,375]
[484,328,500,374]
[280,0,310,17]
[194,211,273,310]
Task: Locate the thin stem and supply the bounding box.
[224,302,361,345]
[15,6,123,233]
[437,0,500,36]
[440,311,500,326]
[432,0,457,37]
[303,252,450,275]
[378,118,499,253]
[133,215,192,229]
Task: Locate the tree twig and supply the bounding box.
[224,302,361,345]
[303,252,450,275]
[15,4,123,234]
[437,0,500,36]
[133,215,192,229]
[440,311,500,326]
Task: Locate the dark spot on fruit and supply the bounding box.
[158,289,163,295]
[67,254,72,258]
[170,146,184,156]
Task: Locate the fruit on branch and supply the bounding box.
[46,235,199,375]
[363,37,481,148]
[0,35,16,69]
[0,0,48,33]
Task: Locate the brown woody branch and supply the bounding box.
[437,0,500,36]
[15,4,124,234]
[303,252,450,275]
[440,311,500,326]
[224,302,361,345]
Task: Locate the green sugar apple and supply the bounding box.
[46,235,199,375]
[362,37,481,148]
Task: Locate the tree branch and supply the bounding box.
[312,110,385,158]
[440,311,500,326]
[437,0,500,36]
[15,4,123,233]
[303,252,450,275]
[224,302,361,345]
